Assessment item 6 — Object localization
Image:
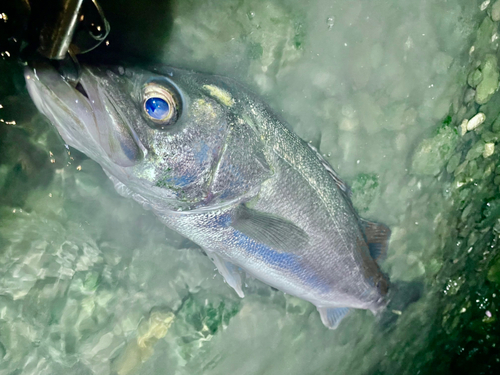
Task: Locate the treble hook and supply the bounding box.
[71,0,110,55]
[24,0,110,83]
[37,0,109,60]
[37,0,85,61]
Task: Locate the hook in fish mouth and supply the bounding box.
[21,0,111,92]
[74,80,89,99]
[55,51,82,85]
[26,0,110,59]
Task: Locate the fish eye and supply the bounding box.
[142,83,179,126]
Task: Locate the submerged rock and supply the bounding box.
[446,153,462,174]
[466,141,486,160]
[487,256,500,283]
[411,125,459,176]
[459,119,469,135]
[475,55,499,104]
[467,68,483,88]
[463,87,476,104]
[474,17,497,54]
[483,142,495,157]
[491,0,500,21]
[111,308,176,375]
[467,112,486,131]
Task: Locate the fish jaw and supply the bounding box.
[25,62,146,169]
[24,62,192,208]
[25,62,101,161]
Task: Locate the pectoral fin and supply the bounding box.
[360,219,391,261]
[317,307,351,329]
[209,253,244,297]
[231,204,309,253]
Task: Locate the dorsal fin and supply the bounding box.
[359,219,391,261]
[306,143,351,198]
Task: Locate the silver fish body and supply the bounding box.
[25,61,390,329]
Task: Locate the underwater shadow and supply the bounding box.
[98,0,175,63]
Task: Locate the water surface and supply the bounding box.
[1,0,499,374]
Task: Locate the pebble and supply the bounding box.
[475,55,499,104]
[447,153,461,173]
[326,16,335,30]
[460,119,469,135]
[454,160,469,177]
[481,0,491,12]
[484,162,495,177]
[339,117,359,132]
[464,88,476,104]
[466,142,486,160]
[492,0,500,21]
[468,69,483,88]
[483,142,495,157]
[467,112,486,131]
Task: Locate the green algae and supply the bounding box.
[180,296,241,336]
[350,173,379,213]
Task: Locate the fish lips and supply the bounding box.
[25,61,146,168]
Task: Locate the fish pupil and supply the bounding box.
[145,97,170,120]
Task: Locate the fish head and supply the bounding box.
[25,61,245,209]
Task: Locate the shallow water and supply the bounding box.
[1,0,500,374]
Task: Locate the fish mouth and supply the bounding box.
[25,60,146,168]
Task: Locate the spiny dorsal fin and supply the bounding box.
[231,204,309,253]
[359,219,391,261]
[306,142,351,197]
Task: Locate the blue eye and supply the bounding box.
[143,83,179,126]
[145,97,170,120]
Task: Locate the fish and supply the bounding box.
[24,60,391,329]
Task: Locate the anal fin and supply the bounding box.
[317,307,351,329]
[210,253,245,298]
[360,219,391,262]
